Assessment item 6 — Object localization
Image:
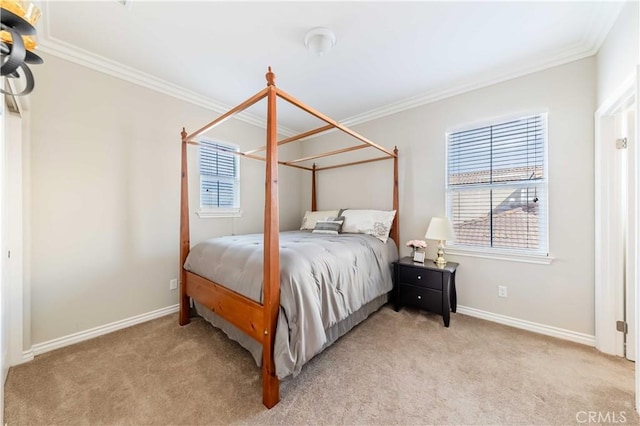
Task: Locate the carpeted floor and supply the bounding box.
[3,307,638,425]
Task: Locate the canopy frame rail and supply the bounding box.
[275,87,396,158]
[184,88,268,142]
[186,139,394,172]
[244,124,335,155]
[185,140,314,171]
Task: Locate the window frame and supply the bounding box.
[444,112,553,264]
[196,137,242,219]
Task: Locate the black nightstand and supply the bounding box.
[393,257,458,327]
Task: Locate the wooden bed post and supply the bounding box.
[392,146,400,245]
[262,67,280,408]
[311,163,317,211]
[179,128,191,326]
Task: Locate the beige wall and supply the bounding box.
[596,0,639,106]
[303,57,596,335]
[28,54,302,344]
[26,32,609,344]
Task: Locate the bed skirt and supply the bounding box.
[195,292,390,380]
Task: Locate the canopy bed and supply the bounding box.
[179,68,399,408]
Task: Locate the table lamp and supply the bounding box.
[425,217,455,267]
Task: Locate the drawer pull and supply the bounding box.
[417,295,422,299]
[417,275,421,280]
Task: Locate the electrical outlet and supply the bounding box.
[169,278,178,290]
[498,285,508,298]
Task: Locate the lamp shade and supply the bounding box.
[425,217,455,241]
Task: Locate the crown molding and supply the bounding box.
[337,2,624,131]
[581,0,626,56]
[34,0,624,139]
[36,37,297,138]
[340,42,591,129]
[277,36,603,143]
[35,2,296,137]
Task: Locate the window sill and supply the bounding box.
[445,247,554,265]
[196,210,243,219]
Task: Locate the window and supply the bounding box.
[446,113,548,257]
[199,138,240,215]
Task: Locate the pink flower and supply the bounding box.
[405,240,427,249]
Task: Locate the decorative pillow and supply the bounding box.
[300,210,340,230]
[312,216,345,235]
[341,209,397,243]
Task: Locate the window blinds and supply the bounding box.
[446,114,547,253]
[199,139,239,209]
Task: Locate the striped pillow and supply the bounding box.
[312,216,344,235]
[300,210,340,230]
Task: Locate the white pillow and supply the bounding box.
[300,210,340,230]
[341,209,397,243]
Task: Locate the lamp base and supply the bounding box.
[434,242,447,267]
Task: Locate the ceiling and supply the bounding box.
[37,1,624,134]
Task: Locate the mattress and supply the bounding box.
[184,231,398,379]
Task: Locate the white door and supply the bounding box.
[623,107,637,362]
[613,106,637,362]
[595,84,637,362]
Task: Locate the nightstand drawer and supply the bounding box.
[398,284,442,313]
[399,267,442,290]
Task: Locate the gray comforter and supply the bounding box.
[184,231,398,378]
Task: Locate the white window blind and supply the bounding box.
[446,114,548,254]
[199,139,239,211]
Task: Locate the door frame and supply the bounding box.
[636,67,640,415]
[594,68,639,412]
[3,109,29,368]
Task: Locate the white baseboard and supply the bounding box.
[20,349,33,364]
[20,304,594,361]
[29,304,179,357]
[457,305,596,346]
